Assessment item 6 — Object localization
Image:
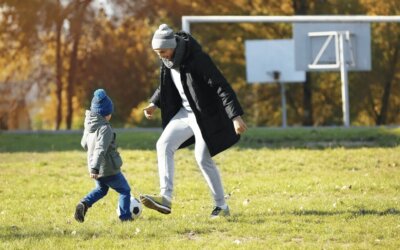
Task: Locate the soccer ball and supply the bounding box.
[116,196,142,219]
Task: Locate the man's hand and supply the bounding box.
[90,173,100,179]
[233,116,247,135]
[143,103,157,120]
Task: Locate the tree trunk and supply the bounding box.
[292,0,307,15]
[376,37,399,125]
[302,73,313,126]
[55,11,63,130]
[66,0,91,129]
[292,0,314,126]
[66,35,79,129]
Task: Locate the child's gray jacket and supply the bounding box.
[81,110,122,177]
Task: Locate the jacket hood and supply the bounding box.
[176,31,203,62]
[84,110,109,132]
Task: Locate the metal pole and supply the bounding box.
[182,15,400,31]
[273,71,287,128]
[182,18,190,33]
[280,82,287,128]
[339,32,350,127]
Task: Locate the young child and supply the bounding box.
[74,89,133,222]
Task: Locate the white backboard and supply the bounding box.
[293,22,371,71]
[245,39,305,83]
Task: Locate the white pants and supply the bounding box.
[156,108,226,206]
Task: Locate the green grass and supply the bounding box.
[1,127,400,249]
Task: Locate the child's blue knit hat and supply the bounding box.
[90,89,113,117]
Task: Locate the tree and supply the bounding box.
[65,0,92,129]
[0,0,44,129]
[1,0,399,129]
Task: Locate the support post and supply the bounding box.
[280,83,287,128]
[339,32,350,127]
[274,71,287,128]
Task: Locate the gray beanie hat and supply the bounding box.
[152,24,177,50]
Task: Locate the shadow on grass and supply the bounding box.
[1,127,399,152]
[1,208,399,240]
[216,208,400,225]
[291,208,400,216]
[0,226,107,241]
[234,208,400,225]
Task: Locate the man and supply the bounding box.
[140,24,247,218]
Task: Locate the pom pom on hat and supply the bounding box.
[90,89,113,116]
[152,23,177,50]
[94,89,106,100]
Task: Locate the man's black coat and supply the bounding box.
[150,31,244,157]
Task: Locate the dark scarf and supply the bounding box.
[162,36,186,69]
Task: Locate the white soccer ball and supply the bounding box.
[116,196,142,219]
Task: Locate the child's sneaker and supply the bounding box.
[139,194,171,214]
[74,202,88,223]
[210,206,230,219]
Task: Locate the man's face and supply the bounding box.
[154,48,174,60]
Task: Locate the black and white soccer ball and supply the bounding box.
[116,197,142,219]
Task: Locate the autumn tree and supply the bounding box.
[0,0,399,129]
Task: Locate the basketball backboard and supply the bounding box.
[293,22,371,71]
[245,39,305,83]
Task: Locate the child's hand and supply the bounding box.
[90,173,100,179]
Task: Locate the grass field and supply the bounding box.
[1,127,400,249]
